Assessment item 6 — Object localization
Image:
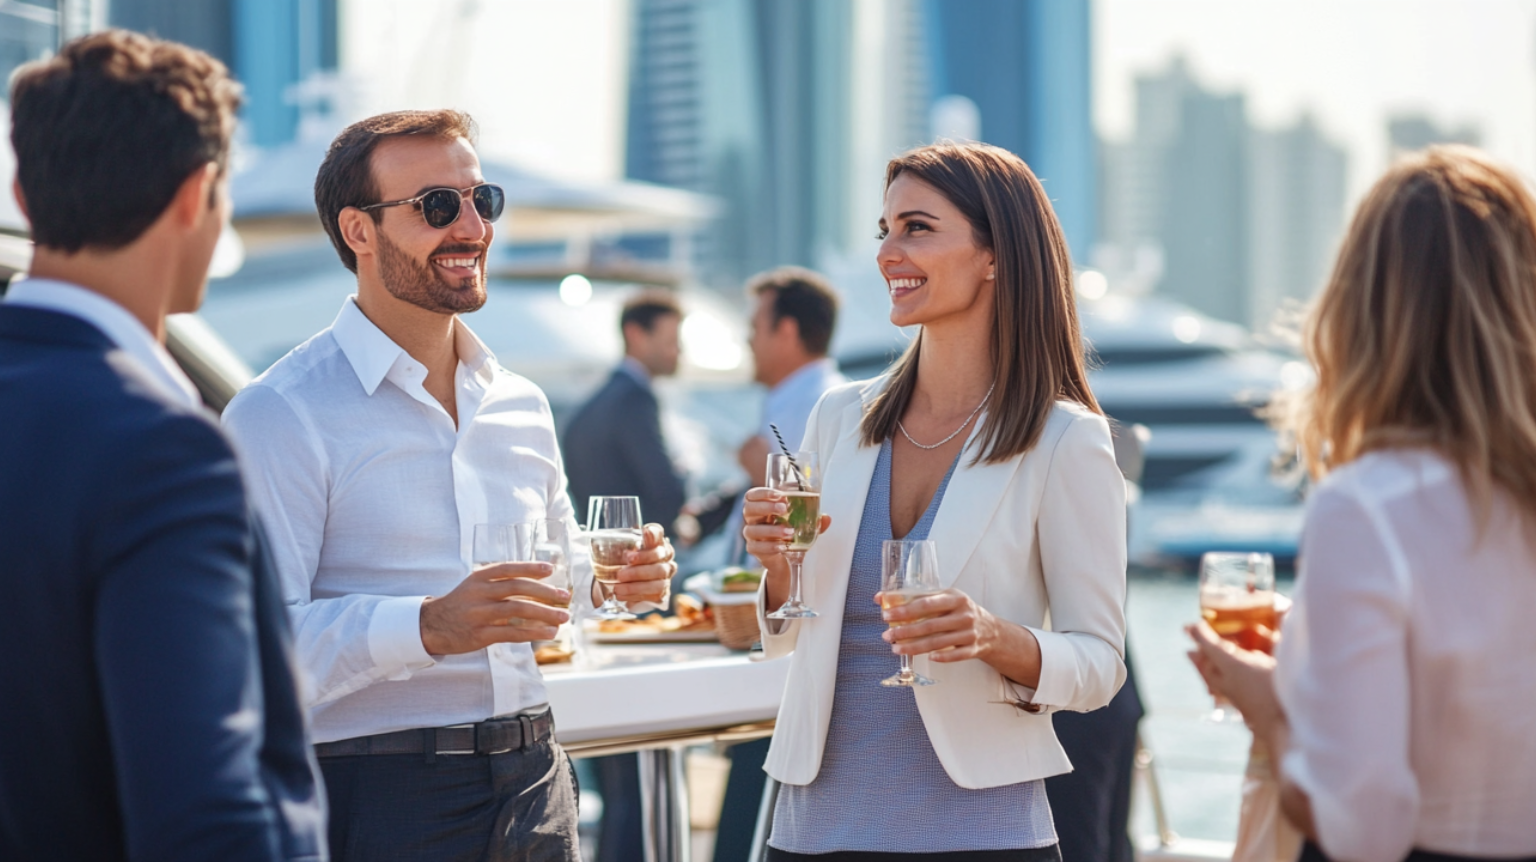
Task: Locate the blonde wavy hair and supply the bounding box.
[1284,145,1536,515]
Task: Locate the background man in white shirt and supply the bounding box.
[222,109,676,862]
[735,267,846,481]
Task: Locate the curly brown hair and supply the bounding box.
[9,29,242,252]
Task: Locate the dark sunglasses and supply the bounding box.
[359,183,505,229]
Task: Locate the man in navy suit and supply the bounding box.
[0,31,326,861]
[563,291,688,530]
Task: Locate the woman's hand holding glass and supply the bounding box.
[741,487,831,614]
[877,586,1008,665]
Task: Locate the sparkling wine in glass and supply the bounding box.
[1198,551,1277,723]
[765,451,821,620]
[587,496,643,621]
[880,539,940,687]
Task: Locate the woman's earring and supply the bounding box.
[986,270,995,280]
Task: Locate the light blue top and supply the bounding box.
[768,439,1057,853]
[760,357,846,452]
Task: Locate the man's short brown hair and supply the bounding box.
[747,266,839,356]
[9,29,242,252]
[313,110,478,273]
[620,290,682,335]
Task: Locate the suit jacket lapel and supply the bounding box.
[926,420,1026,588]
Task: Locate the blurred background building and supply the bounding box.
[623,0,1094,289]
[1098,57,1347,331]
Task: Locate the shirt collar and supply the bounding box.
[772,356,839,395]
[3,276,202,409]
[619,356,653,389]
[331,295,499,396]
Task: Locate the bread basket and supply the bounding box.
[697,569,764,650]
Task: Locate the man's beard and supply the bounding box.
[377,232,488,314]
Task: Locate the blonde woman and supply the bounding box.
[741,143,1127,860]
[1189,146,1536,862]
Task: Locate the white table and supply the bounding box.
[543,641,789,862]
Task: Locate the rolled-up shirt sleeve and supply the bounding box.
[1276,484,1418,862]
[223,384,434,708]
[1027,412,1128,712]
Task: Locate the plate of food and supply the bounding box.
[583,595,718,643]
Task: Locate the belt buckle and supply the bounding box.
[436,725,476,756]
[475,718,523,755]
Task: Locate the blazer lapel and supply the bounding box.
[926,420,1026,588]
[802,394,880,612]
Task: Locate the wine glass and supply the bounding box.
[515,517,576,658]
[512,518,574,603]
[472,523,518,568]
[879,539,940,687]
[1198,551,1277,723]
[765,451,821,620]
[587,496,643,621]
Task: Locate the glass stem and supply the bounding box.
[785,551,805,607]
[899,653,914,678]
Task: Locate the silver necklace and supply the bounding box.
[896,381,997,450]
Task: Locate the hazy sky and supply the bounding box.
[333,0,1536,211]
[341,0,629,183]
[1095,0,1536,205]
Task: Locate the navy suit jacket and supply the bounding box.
[561,366,686,528]
[0,306,326,861]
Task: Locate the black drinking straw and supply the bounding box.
[768,423,807,491]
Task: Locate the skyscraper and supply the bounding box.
[626,0,870,288]
[1386,113,1481,160]
[1248,114,1347,330]
[623,0,1091,287]
[1100,57,1251,325]
[108,0,339,148]
[925,0,1095,260]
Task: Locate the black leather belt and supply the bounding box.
[314,709,555,758]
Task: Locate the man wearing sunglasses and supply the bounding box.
[223,110,678,861]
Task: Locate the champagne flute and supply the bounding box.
[765,451,821,620]
[879,539,940,687]
[587,496,642,621]
[1198,551,1277,723]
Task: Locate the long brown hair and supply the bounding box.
[1283,145,1536,516]
[860,142,1100,464]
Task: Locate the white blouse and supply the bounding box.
[1276,449,1536,862]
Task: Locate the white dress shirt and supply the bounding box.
[1276,449,1536,862]
[4,277,200,409]
[222,296,581,744]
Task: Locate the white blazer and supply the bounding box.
[758,377,1128,790]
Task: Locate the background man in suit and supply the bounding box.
[561,291,687,862]
[0,30,326,862]
[563,291,688,531]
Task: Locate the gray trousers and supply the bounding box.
[319,737,581,862]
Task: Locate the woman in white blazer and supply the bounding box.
[742,142,1128,861]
